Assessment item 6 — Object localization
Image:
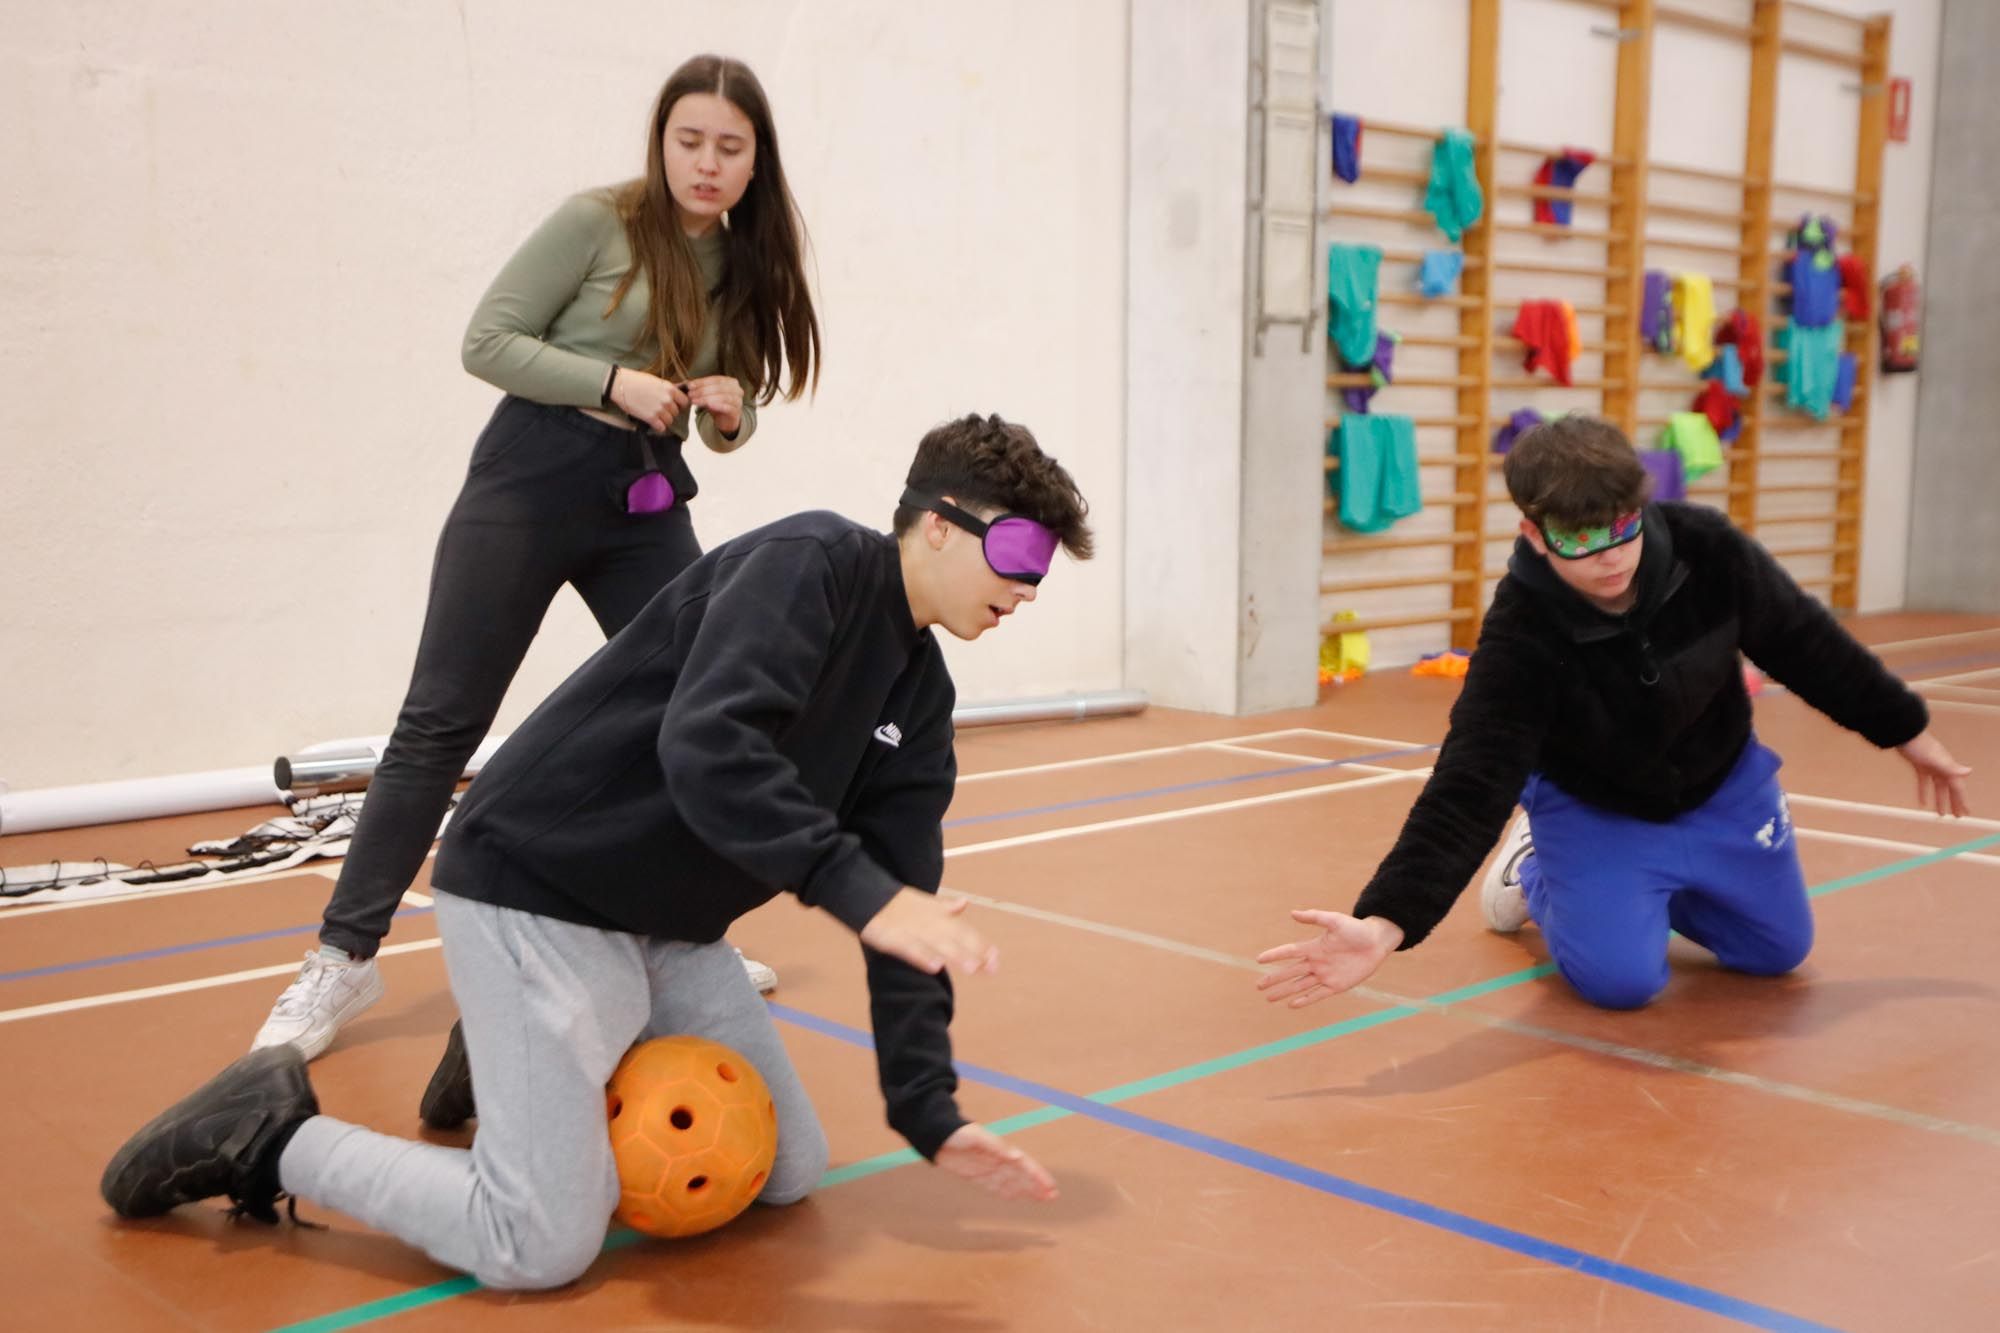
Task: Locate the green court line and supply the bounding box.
[267,830,1998,1332]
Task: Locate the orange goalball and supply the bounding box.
[605,1035,779,1239]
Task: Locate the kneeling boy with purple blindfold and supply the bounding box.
[102,414,1090,1291]
[1259,415,1973,1013]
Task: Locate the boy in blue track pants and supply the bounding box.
[1257,415,1974,1011]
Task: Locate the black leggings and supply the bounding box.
[320,397,702,958]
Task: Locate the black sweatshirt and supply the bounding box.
[434,512,968,1157]
[1353,502,1929,948]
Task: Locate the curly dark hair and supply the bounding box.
[894,414,1093,560]
[1503,415,1651,528]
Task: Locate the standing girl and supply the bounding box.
[253,55,819,1058]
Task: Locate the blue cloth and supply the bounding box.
[1538,153,1594,225]
[1331,115,1362,183]
[1326,244,1382,367]
[1518,738,1813,1010]
[1787,215,1842,329]
[1832,353,1858,411]
[1423,129,1484,243]
[1335,415,1421,533]
[1701,345,1747,397]
[1418,249,1464,298]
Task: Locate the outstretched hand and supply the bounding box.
[859,888,999,977]
[1254,909,1404,1009]
[1896,729,1973,817]
[935,1123,1058,1202]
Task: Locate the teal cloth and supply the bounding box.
[1423,130,1484,243]
[1780,320,1844,420]
[1326,244,1382,367]
[1335,415,1421,533]
[1659,411,1724,482]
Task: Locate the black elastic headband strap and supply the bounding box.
[900,486,991,536]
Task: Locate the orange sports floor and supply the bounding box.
[3,611,1998,1332]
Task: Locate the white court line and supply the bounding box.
[1912,666,2000,689]
[953,729,1329,785]
[1920,685,2000,703]
[1796,827,2000,870]
[946,886,2000,1148]
[944,769,1431,859]
[0,939,444,1026]
[1199,742,1351,766]
[0,866,338,920]
[1924,699,2000,717]
[1784,794,2000,833]
[1864,626,2000,654]
[1301,727,1443,751]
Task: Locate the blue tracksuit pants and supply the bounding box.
[1518,738,1815,1010]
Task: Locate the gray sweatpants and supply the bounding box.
[279,890,829,1290]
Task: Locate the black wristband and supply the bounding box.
[601,364,620,409]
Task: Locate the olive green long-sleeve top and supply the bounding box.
[461,190,755,451]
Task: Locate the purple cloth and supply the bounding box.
[1640,448,1687,502]
[1342,332,1396,413]
[1832,353,1858,410]
[1640,271,1670,342]
[1331,115,1362,184]
[1491,407,1544,454]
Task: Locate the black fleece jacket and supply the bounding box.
[435,512,968,1157]
[1353,502,1929,948]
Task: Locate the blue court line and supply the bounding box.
[772,1004,1837,1333]
[0,907,434,985]
[942,744,1436,828]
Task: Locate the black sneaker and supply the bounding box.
[101,1045,318,1224]
[418,1019,476,1130]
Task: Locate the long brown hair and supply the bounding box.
[606,55,819,403]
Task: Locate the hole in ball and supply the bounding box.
[716,1062,739,1083]
[687,1175,709,1192]
[670,1106,694,1131]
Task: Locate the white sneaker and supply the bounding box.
[1479,812,1536,934]
[250,951,385,1060]
[735,948,778,995]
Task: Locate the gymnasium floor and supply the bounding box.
[3,612,1997,1332]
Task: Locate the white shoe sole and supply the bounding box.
[1480,812,1535,934]
[251,965,387,1062]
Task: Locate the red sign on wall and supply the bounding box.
[1888,77,1912,143]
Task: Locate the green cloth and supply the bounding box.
[1778,320,1844,420]
[1326,244,1383,367]
[1423,130,1484,243]
[1659,412,1724,482]
[461,190,755,450]
[1335,415,1421,533]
